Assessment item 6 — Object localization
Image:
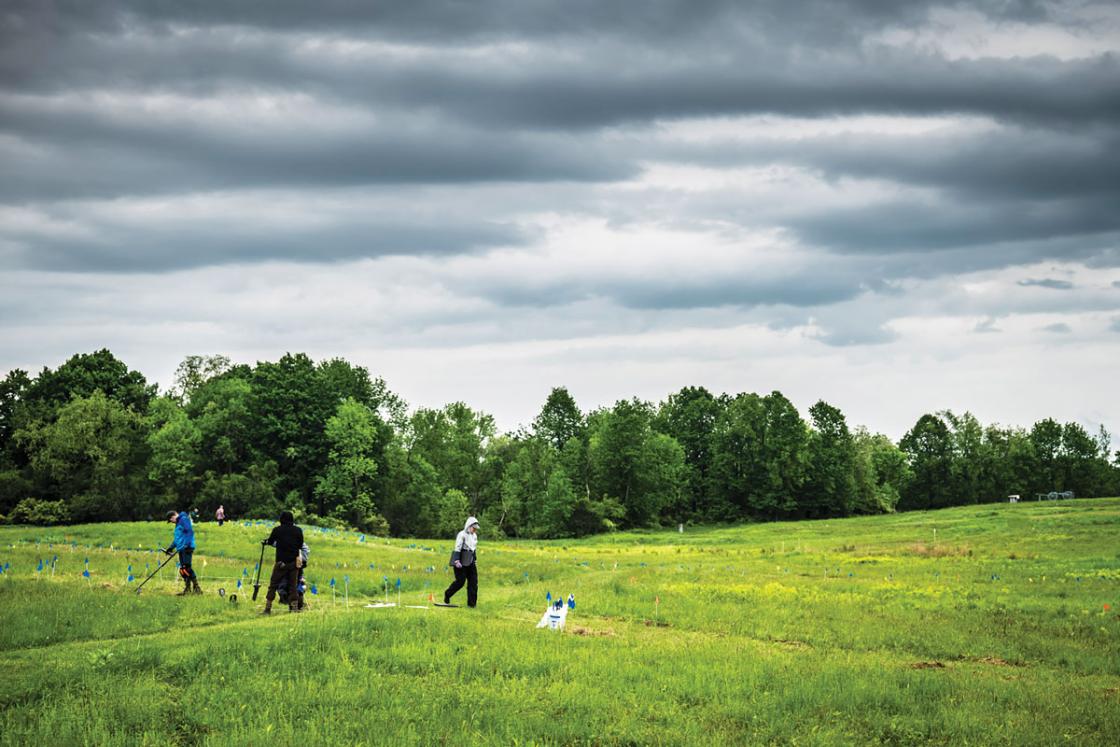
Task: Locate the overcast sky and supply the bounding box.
[2,1,1119,439]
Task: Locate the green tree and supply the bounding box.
[145,396,201,505]
[533,387,584,451]
[540,468,578,537]
[710,391,808,519]
[653,386,723,520]
[1060,422,1101,497]
[0,369,31,462]
[1029,418,1063,493]
[189,376,256,476]
[314,398,388,532]
[802,400,857,518]
[381,443,442,536]
[588,399,686,527]
[248,353,342,505]
[498,436,556,537]
[434,488,471,537]
[408,402,495,503]
[852,428,908,513]
[19,391,149,521]
[899,414,954,510]
[25,349,154,415]
[169,354,231,404]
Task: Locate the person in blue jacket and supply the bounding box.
[164,510,202,595]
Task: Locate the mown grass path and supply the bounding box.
[2,500,1119,745]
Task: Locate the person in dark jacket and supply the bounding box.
[261,511,304,614]
[443,516,480,608]
[164,510,201,595]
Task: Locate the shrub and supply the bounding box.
[9,498,72,525]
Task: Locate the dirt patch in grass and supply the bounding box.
[906,543,972,558]
[911,661,947,670]
[769,638,812,650]
[642,619,671,628]
[569,625,615,637]
[976,656,1022,667]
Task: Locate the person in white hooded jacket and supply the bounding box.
[444,516,480,607]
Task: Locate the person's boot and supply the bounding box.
[260,602,272,615]
[191,579,203,594]
[176,579,190,596]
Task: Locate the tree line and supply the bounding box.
[1,350,1116,534]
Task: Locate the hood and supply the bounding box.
[464,516,479,532]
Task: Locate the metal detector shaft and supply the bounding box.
[135,550,177,594]
[251,541,267,601]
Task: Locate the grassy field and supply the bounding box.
[1,499,1118,746]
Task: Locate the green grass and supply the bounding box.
[1,499,1119,745]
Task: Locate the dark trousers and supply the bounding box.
[265,561,300,610]
[444,563,477,607]
[178,549,197,581]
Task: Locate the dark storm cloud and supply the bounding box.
[0,1,1058,50]
[790,196,1120,256]
[1018,278,1075,290]
[2,215,531,273]
[0,106,633,200]
[0,0,1117,290]
[663,127,1120,203]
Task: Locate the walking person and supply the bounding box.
[164,510,202,595]
[215,505,225,526]
[443,516,480,608]
[261,511,304,614]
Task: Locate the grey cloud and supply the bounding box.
[974,318,1002,333]
[1042,322,1072,333]
[1018,278,1075,289]
[1111,316,1120,332]
[0,106,633,200]
[663,127,1120,203]
[0,1,1059,52]
[3,2,1116,130]
[2,215,532,273]
[790,197,1120,256]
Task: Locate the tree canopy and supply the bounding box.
[1,350,1116,532]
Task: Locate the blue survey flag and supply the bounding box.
[82,569,90,578]
[128,574,134,582]
[395,578,401,589]
[568,594,576,610]
[37,559,43,572]
[329,577,336,588]
[237,578,242,589]
[546,591,551,603]
[310,584,318,595]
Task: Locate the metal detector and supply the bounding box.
[134,550,177,594]
[251,541,267,601]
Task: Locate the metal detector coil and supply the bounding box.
[218,587,226,597]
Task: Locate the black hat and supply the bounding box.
[279,510,294,525]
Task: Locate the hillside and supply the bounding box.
[1,499,1118,745]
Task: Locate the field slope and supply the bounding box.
[2,499,1119,745]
